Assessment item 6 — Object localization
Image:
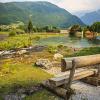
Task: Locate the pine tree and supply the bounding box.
[27,19,33,33]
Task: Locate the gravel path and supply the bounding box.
[71,81,100,100]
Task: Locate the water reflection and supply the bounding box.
[34,35,100,48]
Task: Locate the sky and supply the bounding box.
[0,0,100,13]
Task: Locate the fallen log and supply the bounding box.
[49,69,97,87]
[61,54,100,71]
[42,81,67,98]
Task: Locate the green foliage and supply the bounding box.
[34,36,41,41]
[47,46,57,54]
[70,24,82,35]
[69,47,100,57]
[16,29,25,34]
[0,33,64,50]
[27,19,33,33]
[89,22,100,33]
[0,2,84,28]
[9,30,16,36]
[25,89,59,100]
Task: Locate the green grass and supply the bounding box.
[24,89,60,100]
[67,47,100,57]
[0,33,66,50]
[0,59,52,94]
[0,31,9,35]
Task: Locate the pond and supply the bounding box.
[34,35,100,48]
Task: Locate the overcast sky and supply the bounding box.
[0,0,100,13]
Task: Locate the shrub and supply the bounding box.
[34,36,41,41]
[16,29,25,34]
[47,46,57,54]
[9,30,16,36]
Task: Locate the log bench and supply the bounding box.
[42,54,100,99]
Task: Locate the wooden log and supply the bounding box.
[42,81,67,98]
[49,69,97,87]
[81,76,100,86]
[61,54,100,71]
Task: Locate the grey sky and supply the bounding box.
[0,0,100,13]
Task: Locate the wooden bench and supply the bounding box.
[42,54,100,98]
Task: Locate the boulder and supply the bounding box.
[35,59,53,69]
[54,53,63,60]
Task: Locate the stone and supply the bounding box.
[35,59,53,69]
[4,94,22,100]
[54,53,63,60]
[32,46,47,52]
[17,50,27,55]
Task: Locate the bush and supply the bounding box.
[47,46,57,54]
[16,29,25,34]
[9,30,16,36]
[34,36,41,41]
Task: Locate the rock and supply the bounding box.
[4,94,22,100]
[35,59,53,69]
[53,53,63,60]
[17,50,27,55]
[0,51,4,55]
[32,46,47,52]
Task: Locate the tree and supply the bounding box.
[70,24,82,35]
[27,19,33,33]
[90,22,100,33]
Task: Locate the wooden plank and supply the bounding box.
[49,69,97,87]
[61,54,100,71]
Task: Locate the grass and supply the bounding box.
[24,89,60,100]
[0,59,52,94]
[70,47,100,57]
[0,31,9,35]
[0,32,66,50]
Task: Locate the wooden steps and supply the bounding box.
[49,69,97,87]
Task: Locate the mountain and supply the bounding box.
[81,9,100,25]
[0,1,84,28]
[73,10,91,18]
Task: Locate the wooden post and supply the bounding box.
[65,59,76,89]
[65,60,76,100]
[97,65,100,78]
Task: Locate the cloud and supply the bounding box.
[0,0,100,12]
[56,0,100,12]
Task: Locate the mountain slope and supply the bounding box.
[0,1,84,28]
[81,9,100,25]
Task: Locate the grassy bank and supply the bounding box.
[0,59,52,94]
[0,33,65,50]
[69,47,100,57]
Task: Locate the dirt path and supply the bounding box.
[0,34,8,41]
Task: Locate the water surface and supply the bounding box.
[34,35,100,48]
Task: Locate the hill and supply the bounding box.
[81,9,100,25]
[0,1,84,28]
